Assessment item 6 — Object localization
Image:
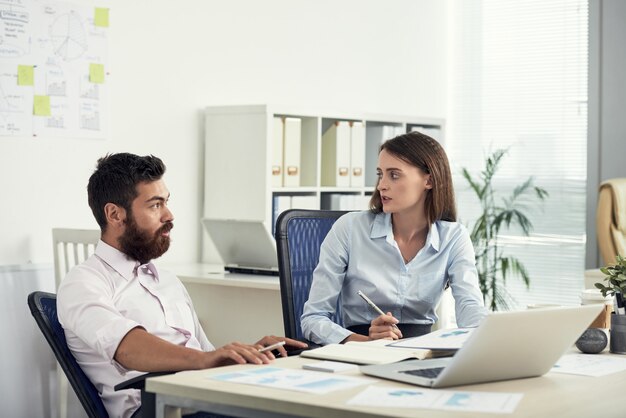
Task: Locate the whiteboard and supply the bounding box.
[0,0,109,139]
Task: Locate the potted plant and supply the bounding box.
[594,254,626,313]
[461,149,548,311]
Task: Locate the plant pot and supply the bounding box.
[610,313,626,354]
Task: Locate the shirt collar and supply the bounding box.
[369,212,441,252]
[428,221,441,252]
[370,212,391,238]
[94,240,159,281]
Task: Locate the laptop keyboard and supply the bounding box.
[400,367,445,379]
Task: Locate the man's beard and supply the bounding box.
[118,214,173,265]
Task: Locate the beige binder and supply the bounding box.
[282,117,301,187]
[321,121,351,187]
[271,117,284,187]
[350,121,365,187]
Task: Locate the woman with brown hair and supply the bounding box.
[301,131,487,345]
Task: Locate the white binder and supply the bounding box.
[283,117,302,187]
[271,117,284,187]
[321,121,351,187]
[394,125,405,138]
[411,125,442,142]
[290,195,318,210]
[350,121,365,187]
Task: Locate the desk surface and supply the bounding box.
[162,262,280,290]
[146,353,626,418]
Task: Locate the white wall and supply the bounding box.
[0,0,447,266]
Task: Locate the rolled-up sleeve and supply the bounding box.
[447,227,488,327]
[58,265,141,367]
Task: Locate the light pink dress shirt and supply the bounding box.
[57,240,214,418]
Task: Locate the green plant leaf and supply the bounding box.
[461,147,546,310]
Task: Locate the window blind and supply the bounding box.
[447,0,588,309]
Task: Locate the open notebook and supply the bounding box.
[300,339,456,365]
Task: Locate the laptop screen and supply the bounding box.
[201,218,278,270]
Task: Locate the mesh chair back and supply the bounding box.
[275,209,348,340]
[28,291,109,418]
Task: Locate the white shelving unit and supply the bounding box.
[203,104,444,234]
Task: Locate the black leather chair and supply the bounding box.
[27,291,171,418]
[275,209,348,341]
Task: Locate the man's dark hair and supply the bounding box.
[87,153,166,230]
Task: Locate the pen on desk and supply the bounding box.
[357,290,399,330]
[258,340,286,353]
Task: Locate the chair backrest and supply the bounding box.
[597,179,626,265]
[52,228,100,288]
[275,209,348,340]
[28,291,109,418]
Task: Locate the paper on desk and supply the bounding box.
[347,385,523,414]
[388,328,474,350]
[209,366,371,394]
[551,353,626,377]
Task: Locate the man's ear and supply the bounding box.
[104,203,126,229]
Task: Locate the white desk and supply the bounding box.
[164,263,284,347]
[146,353,626,418]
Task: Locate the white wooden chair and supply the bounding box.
[51,228,100,418]
[52,228,100,289]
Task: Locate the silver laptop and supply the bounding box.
[360,305,603,388]
[202,218,278,275]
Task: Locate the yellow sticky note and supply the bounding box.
[94,7,109,27]
[33,95,51,116]
[18,65,34,86]
[89,63,105,84]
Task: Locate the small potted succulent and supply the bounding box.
[594,254,626,313]
[595,254,626,354]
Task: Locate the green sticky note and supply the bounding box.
[18,65,34,86]
[94,7,109,27]
[89,63,105,84]
[33,95,51,116]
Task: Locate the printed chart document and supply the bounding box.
[209,366,370,394]
[300,339,455,365]
[550,353,626,377]
[347,386,523,414]
[389,328,474,350]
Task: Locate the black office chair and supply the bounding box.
[27,291,171,418]
[275,209,348,341]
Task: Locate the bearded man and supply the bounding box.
[57,153,305,418]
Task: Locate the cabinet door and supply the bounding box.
[204,111,268,221]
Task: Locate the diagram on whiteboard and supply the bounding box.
[0,0,108,139]
[50,10,87,61]
[0,66,32,135]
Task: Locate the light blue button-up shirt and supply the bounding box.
[301,211,488,345]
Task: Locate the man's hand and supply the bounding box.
[202,342,274,367]
[254,335,308,358]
